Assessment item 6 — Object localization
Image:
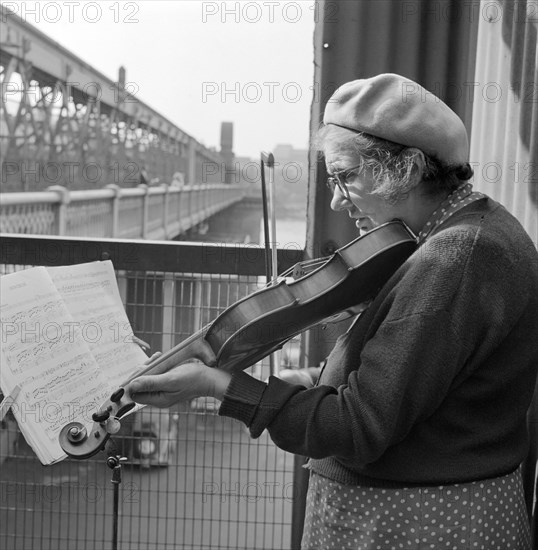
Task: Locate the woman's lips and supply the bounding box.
[355,217,373,233]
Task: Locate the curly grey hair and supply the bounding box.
[316,125,473,204]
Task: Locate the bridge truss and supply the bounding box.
[0,7,225,192]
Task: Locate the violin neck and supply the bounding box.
[124,328,216,384]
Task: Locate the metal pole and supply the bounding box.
[106,453,126,550]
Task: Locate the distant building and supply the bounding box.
[220,122,235,184]
[217,143,308,220]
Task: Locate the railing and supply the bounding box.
[0,184,246,239]
[0,234,305,550]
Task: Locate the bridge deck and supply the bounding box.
[0,184,246,240]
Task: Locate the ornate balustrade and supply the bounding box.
[0,184,246,239]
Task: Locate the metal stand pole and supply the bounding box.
[106,450,127,550]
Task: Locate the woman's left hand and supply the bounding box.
[126,362,232,408]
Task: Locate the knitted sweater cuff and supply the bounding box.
[218,371,267,428]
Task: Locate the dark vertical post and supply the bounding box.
[291,455,310,549]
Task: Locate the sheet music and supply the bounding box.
[0,261,149,465]
[46,261,148,387]
[0,267,112,464]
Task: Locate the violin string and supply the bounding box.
[281,258,329,277]
[259,257,330,286]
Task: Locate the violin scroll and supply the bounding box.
[59,395,137,459]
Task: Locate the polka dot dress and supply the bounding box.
[417,183,486,244]
[301,468,531,550]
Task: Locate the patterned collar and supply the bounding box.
[417,183,486,244]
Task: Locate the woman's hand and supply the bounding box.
[277,366,322,388]
[126,362,233,408]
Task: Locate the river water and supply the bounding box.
[258,217,307,249]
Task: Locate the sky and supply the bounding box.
[18,0,316,159]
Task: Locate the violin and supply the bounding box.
[59,220,417,459]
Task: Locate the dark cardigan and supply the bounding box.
[219,198,538,486]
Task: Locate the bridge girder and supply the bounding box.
[0,8,225,191]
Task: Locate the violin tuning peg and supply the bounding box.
[116,401,136,418]
[105,417,121,434]
[92,410,110,423]
[110,388,125,403]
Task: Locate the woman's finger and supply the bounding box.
[129,390,169,408]
[129,373,166,394]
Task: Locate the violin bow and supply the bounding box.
[260,151,280,375]
[260,152,272,285]
[261,151,278,284]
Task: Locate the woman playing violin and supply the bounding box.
[127,74,538,550]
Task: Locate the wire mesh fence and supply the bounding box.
[0,236,304,550]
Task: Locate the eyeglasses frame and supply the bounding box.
[326,162,363,201]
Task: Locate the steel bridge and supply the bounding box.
[0,9,251,240]
[0,7,235,189]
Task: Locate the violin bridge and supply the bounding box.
[291,263,307,279]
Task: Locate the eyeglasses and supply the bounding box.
[326,163,362,201]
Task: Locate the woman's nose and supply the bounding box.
[330,186,350,211]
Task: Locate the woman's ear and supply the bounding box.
[402,147,426,185]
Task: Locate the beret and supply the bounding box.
[323,73,469,166]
